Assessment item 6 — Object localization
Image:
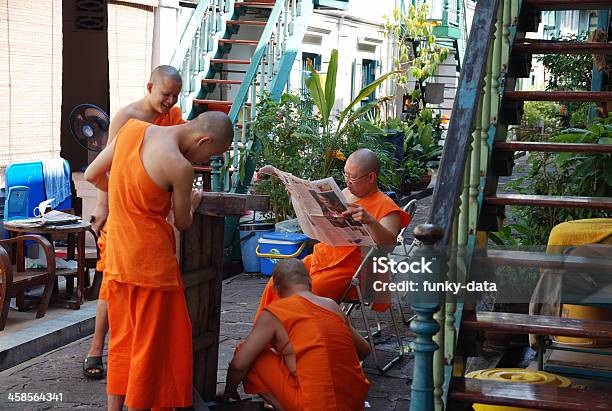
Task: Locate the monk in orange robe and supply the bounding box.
[220,258,371,410]
[83,65,187,379]
[85,111,233,410]
[255,149,412,320]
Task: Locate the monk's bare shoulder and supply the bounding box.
[306,294,345,319]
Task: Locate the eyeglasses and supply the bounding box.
[342,170,371,184]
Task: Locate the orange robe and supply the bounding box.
[256,191,411,319]
[97,105,185,299]
[105,119,192,409]
[244,294,370,410]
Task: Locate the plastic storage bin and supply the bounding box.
[256,232,310,276]
[239,223,275,273]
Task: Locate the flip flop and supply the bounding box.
[83,356,105,380]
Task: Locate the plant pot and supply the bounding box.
[424,82,445,104]
[401,173,432,193]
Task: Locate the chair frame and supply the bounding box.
[339,199,419,374]
[0,234,57,331]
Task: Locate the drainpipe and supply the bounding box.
[153,0,181,68]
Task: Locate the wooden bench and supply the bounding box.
[0,235,57,330]
[449,377,612,411]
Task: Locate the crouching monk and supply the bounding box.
[220,259,371,410]
[85,111,233,410]
[256,149,412,319]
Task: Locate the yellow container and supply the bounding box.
[466,368,572,411]
[555,304,612,347]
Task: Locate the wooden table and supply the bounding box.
[182,192,269,406]
[3,217,93,309]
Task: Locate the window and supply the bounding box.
[301,52,321,93]
[361,59,377,105]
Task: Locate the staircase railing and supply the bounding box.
[170,0,234,119]
[407,1,505,410]
[213,0,314,192]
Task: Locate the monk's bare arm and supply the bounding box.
[169,162,201,231]
[90,108,132,232]
[222,311,276,400]
[84,139,118,192]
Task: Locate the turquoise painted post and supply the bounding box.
[590,10,609,120]
[409,224,444,411]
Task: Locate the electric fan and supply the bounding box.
[69,104,110,152]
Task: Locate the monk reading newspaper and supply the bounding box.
[255,149,412,319]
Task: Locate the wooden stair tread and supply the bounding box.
[227,19,267,26]
[485,194,612,210]
[218,39,260,45]
[524,0,612,10]
[463,311,612,339]
[513,41,612,55]
[504,91,612,102]
[494,141,612,153]
[210,59,251,65]
[449,377,612,411]
[482,249,612,272]
[202,79,243,85]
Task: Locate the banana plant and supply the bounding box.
[306,49,398,175]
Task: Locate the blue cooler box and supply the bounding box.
[256,232,310,276]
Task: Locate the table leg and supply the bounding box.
[77,232,85,306]
[66,233,75,296]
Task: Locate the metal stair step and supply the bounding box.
[450,377,612,411]
[235,1,276,8]
[494,141,612,153]
[202,79,244,85]
[524,0,612,10]
[484,194,612,210]
[210,58,251,65]
[218,39,260,45]
[227,19,267,26]
[504,91,612,102]
[513,40,612,55]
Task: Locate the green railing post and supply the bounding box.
[410,224,444,411]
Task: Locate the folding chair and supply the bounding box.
[339,199,419,374]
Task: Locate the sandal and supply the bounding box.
[83,356,105,380]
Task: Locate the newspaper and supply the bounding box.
[259,166,375,246]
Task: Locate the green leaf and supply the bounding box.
[324,49,338,120]
[336,70,398,133]
[598,137,612,145]
[357,119,385,134]
[307,64,328,129]
[337,101,381,138]
[554,152,572,168]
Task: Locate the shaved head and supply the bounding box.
[272,259,311,294]
[346,148,380,175]
[150,65,182,86]
[192,111,234,149]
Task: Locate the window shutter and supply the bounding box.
[0,1,62,169]
[107,1,154,118]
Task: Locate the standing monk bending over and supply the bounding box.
[220,258,371,411]
[85,111,233,410]
[83,65,186,379]
[255,149,412,319]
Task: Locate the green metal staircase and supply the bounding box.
[171,0,313,193]
[406,1,612,410]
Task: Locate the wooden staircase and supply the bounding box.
[405,0,612,410]
[446,0,612,409]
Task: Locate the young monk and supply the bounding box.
[84,110,233,410]
[220,258,371,410]
[83,65,186,379]
[255,149,412,319]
